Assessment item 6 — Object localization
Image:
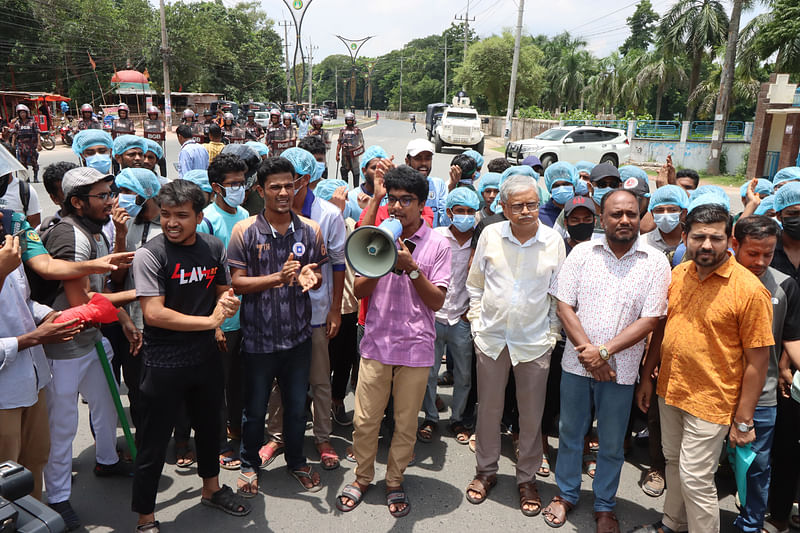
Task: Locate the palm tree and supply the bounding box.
[738,2,800,74]
[660,0,729,121]
[637,47,688,120]
[688,62,761,117]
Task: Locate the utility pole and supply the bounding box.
[707,0,744,175]
[441,35,453,102]
[454,0,475,90]
[279,20,293,102]
[399,53,404,113]
[307,41,317,107]
[334,67,339,110]
[503,0,524,143]
[158,0,172,129]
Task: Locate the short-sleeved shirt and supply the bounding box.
[42,220,109,360]
[756,267,800,406]
[771,240,800,285]
[658,255,775,425]
[435,226,474,325]
[197,202,250,332]
[359,221,451,367]
[123,219,163,330]
[549,236,671,385]
[132,232,230,368]
[227,211,326,354]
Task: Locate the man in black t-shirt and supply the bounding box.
[130,180,249,531]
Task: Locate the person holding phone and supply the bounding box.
[542,189,670,532]
[336,164,451,518]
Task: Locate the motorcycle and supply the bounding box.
[59,118,74,147]
[39,130,55,150]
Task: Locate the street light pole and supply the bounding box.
[503,0,524,143]
[399,53,404,114]
[159,0,172,129]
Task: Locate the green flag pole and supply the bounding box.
[95,341,137,460]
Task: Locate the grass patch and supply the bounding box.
[491,146,505,153]
[700,175,745,187]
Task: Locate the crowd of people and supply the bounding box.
[0,111,799,533]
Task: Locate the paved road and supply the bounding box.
[27,119,745,532]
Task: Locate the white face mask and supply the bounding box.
[653,212,681,233]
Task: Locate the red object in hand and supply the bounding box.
[54,293,119,324]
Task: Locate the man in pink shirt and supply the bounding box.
[336,165,451,518]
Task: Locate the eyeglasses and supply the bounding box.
[84,192,118,201]
[386,195,416,207]
[509,202,539,214]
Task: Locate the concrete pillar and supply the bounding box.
[778,113,800,169]
[677,121,690,167]
[627,120,636,142]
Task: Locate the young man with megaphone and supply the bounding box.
[336,164,451,518]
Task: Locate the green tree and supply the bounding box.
[659,0,729,121]
[455,31,545,115]
[637,48,687,119]
[752,0,800,73]
[620,0,660,56]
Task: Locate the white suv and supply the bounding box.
[505,125,630,168]
[434,105,485,154]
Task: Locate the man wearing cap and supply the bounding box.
[263,148,346,471]
[143,138,166,178]
[113,134,147,173]
[111,104,135,139]
[40,167,140,530]
[619,166,651,216]
[72,129,114,176]
[521,155,545,176]
[646,185,689,259]
[772,167,800,192]
[347,145,388,222]
[466,175,564,517]
[406,139,450,228]
[419,187,481,445]
[230,156,325,496]
[176,124,209,179]
[181,169,213,207]
[589,163,622,209]
[243,111,263,142]
[540,162,578,228]
[476,172,501,223]
[634,202,773,533]
[563,196,597,253]
[297,135,328,190]
[771,182,800,285]
[545,188,670,532]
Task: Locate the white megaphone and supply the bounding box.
[345,217,403,278]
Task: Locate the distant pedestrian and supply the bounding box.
[410,114,416,133]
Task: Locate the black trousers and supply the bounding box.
[767,394,800,522]
[329,312,359,401]
[541,340,565,437]
[131,354,223,515]
[219,329,243,449]
[104,323,142,439]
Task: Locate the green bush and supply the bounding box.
[622,110,653,121]
[735,147,750,178]
[518,105,554,119]
[562,109,595,121]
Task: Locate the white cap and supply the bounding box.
[406,138,434,157]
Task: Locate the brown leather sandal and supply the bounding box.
[465,474,497,505]
[542,495,574,528]
[518,481,542,517]
[595,511,621,533]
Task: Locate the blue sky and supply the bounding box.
[256,0,765,62]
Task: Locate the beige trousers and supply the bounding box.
[0,389,50,501]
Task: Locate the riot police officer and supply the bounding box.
[142,106,167,176]
[336,112,364,186]
[111,103,135,138]
[243,111,263,141]
[76,103,101,131]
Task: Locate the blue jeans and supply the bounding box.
[734,405,777,532]
[239,339,312,473]
[555,371,634,511]
[422,320,473,424]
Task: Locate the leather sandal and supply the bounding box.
[542,495,574,528]
[595,511,620,533]
[465,474,497,504]
[518,481,542,517]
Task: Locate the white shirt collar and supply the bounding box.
[500,220,541,247]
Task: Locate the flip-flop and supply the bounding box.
[258,441,284,468]
[236,472,258,499]
[219,449,241,471]
[318,443,340,471]
[386,488,411,518]
[335,483,367,513]
[175,444,195,468]
[538,453,551,477]
[289,467,323,493]
[583,454,597,478]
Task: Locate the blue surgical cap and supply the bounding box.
[619,165,649,185]
[446,187,480,211]
[144,139,163,160]
[575,161,595,174]
[774,181,800,213]
[690,185,728,204]
[688,191,731,213]
[282,147,317,178]
[112,134,148,157]
[463,149,484,170]
[648,185,689,212]
[500,165,537,185]
[72,129,113,157]
[181,169,213,193]
[544,161,577,192]
[754,195,775,216]
[115,168,161,199]
[360,145,389,178]
[740,183,750,198]
[477,172,501,195]
[755,179,774,196]
[773,167,800,187]
[315,179,348,201]
[245,141,269,157]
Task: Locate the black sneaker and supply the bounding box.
[331,403,353,426]
[94,460,133,477]
[49,500,81,531]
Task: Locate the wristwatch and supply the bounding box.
[734,420,755,433]
[408,269,420,280]
[599,345,610,361]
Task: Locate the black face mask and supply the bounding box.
[567,221,594,242]
[782,216,800,240]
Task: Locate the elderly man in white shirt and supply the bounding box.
[0,235,81,501]
[465,175,566,517]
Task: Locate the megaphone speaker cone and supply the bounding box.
[345,218,403,278]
